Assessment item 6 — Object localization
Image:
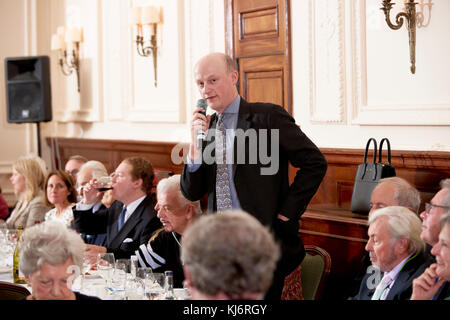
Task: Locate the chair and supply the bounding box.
[281,245,331,300]
[0,281,31,300]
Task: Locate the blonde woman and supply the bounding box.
[5,157,50,229]
[44,170,77,228]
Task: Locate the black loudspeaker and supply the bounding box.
[4,56,52,123]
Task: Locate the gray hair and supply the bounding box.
[181,210,280,298]
[157,174,202,215]
[79,160,108,179]
[440,178,450,209]
[377,177,421,213]
[369,206,425,255]
[19,220,85,276]
[440,212,450,228]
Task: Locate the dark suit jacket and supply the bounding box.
[72,195,161,259]
[180,98,327,276]
[350,251,432,300]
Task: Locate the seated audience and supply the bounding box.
[75,160,110,246]
[73,157,162,260]
[351,206,429,300]
[3,157,49,229]
[135,174,202,288]
[348,177,422,297]
[0,187,9,220]
[65,155,88,185]
[44,170,77,228]
[19,220,100,300]
[415,178,450,299]
[411,212,450,300]
[181,210,280,300]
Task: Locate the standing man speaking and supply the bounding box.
[180,52,327,299]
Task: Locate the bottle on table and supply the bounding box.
[163,270,175,300]
[13,225,26,284]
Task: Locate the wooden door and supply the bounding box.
[225,0,292,114]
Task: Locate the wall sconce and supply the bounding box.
[129,6,162,87]
[380,0,417,74]
[51,26,82,92]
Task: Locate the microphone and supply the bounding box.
[196,99,208,150]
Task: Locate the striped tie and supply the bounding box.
[372,274,393,300]
[215,115,232,211]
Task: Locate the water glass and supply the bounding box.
[125,277,145,300]
[136,267,153,281]
[97,253,115,284]
[111,259,128,291]
[145,273,165,300]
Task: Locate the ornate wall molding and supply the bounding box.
[309,0,346,124]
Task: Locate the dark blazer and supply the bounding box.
[350,251,432,300]
[181,98,327,276]
[72,195,162,259]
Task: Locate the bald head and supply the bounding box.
[194,53,238,114]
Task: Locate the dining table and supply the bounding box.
[0,265,189,300]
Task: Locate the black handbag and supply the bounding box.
[350,138,396,214]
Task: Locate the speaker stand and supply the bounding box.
[36,122,42,157]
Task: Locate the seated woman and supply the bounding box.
[20,220,100,300]
[44,170,77,228]
[411,212,450,300]
[3,157,49,229]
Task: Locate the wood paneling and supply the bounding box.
[46,137,185,174]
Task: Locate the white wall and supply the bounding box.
[0,0,449,206]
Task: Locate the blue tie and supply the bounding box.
[118,206,126,231]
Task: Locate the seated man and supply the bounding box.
[369,177,421,214]
[181,209,280,300]
[75,160,110,246]
[412,211,450,300]
[416,178,450,299]
[135,174,202,288]
[65,155,88,187]
[351,206,430,300]
[73,157,162,259]
[348,177,422,297]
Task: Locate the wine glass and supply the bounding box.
[97,253,115,284]
[145,272,165,300]
[136,267,153,281]
[111,259,128,292]
[95,176,113,192]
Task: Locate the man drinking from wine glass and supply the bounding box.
[73,157,162,262]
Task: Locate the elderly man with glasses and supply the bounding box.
[420,179,450,249]
[414,178,450,300]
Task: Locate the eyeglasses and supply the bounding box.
[110,172,125,179]
[66,169,79,176]
[425,202,450,214]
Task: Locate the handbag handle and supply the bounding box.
[363,138,377,165]
[379,138,392,164]
[362,138,377,180]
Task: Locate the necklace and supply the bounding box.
[172,232,182,247]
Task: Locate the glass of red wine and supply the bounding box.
[95,176,113,192]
